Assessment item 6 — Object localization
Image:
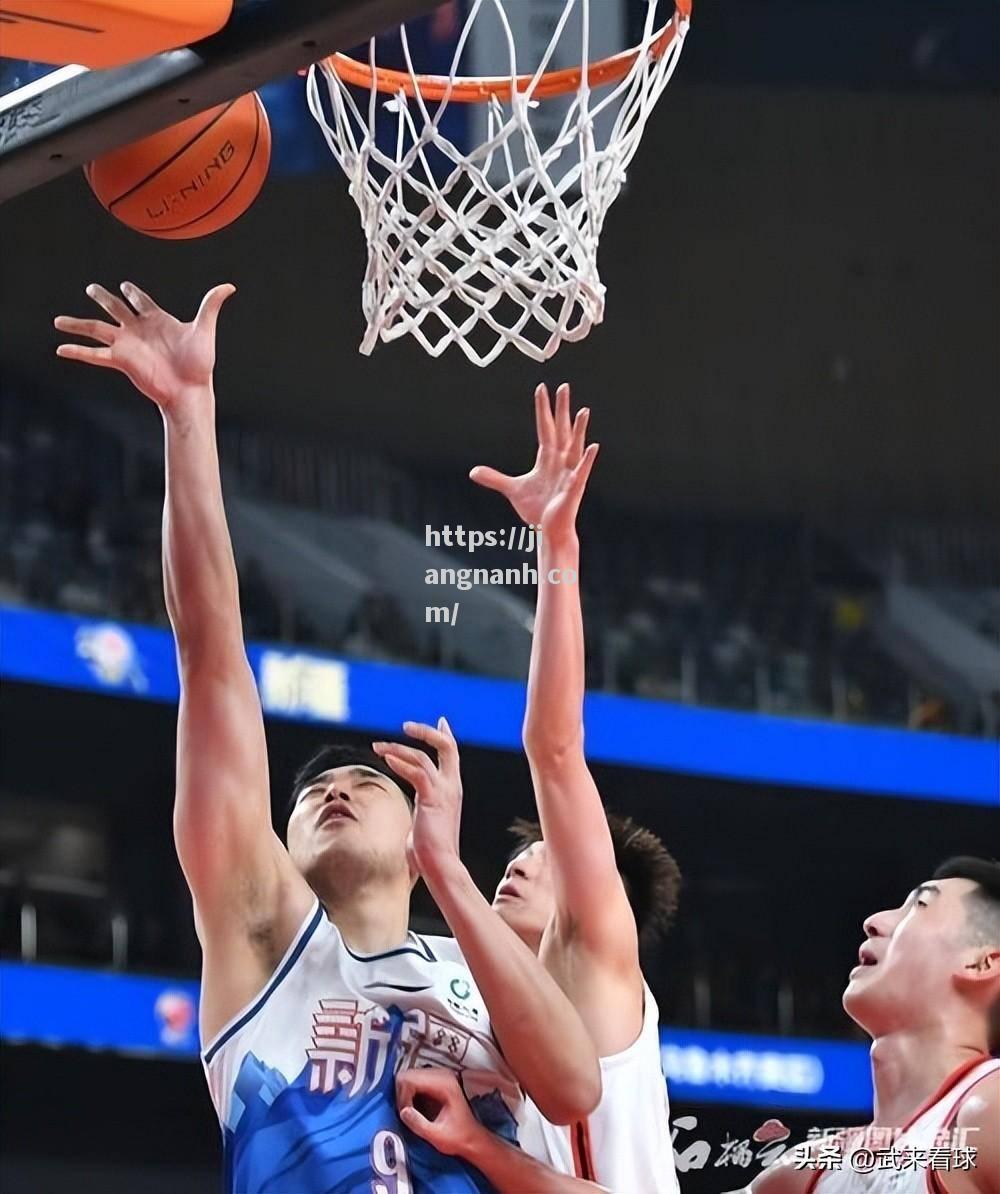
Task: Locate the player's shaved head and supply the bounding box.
[933,856,1000,1050]
[933,856,1000,946]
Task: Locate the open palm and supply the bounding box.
[470,383,599,540]
[54,281,235,410]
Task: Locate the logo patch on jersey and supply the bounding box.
[445,974,480,1023]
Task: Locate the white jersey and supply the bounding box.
[202,900,526,1194]
[519,982,680,1194]
[807,1056,998,1194]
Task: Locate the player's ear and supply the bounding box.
[958,948,1000,989]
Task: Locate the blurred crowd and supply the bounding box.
[579,513,910,725]
[0,403,163,625]
[2,385,993,735]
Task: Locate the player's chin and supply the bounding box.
[842,967,881,1012]
[491,896,522,928]
[314,831,361,865]
[492,897,538,939]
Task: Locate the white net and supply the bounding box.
[306,0,690,367]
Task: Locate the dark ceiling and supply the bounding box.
[2,82,997,520]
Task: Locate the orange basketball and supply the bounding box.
[85,92,270,240]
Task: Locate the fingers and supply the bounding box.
[119,281,157,316]
[468,465,513,495]
[85,283,132,325]
[395,1069,417,1112]
[568,442,600,501]
[396,1069,465,1151]
[396,1068,458,1117]
[53,315,116,345]
[195,283,236,333]
[396,1070,463,1150]
[397,1066,454,1103]
[404,717,459,778]
[400,721,445,749]
[402,717,456,750]
[376,751,427,792]
[373,740,435,775]
[568,405,590,468]
[372,741,436,795]
[534,382,555,446]
[55,344,114,368]
[399,1104,436,1141]
[554,382,572,447]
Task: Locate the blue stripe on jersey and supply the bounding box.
[413,934,438,962]
[203,901,325,1065]
[341,932,437,964]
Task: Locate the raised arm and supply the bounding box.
[55,284,311,1040]
[472,384,642,1053]
[396,1068,607,1193]
[373,720,600,1125]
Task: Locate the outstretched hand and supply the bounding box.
[470,383,598,543]
[372,718,463,880]
[54,282,235,410]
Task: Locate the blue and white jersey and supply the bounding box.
[202,900,524,1194]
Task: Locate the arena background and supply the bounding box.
[0,2,998,1192]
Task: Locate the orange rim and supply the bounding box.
[322,2,690,104]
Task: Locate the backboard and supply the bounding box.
[0,0,439,202]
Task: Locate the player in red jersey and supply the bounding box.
[750,857,999,1194]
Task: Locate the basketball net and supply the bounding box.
[307,0,691,366]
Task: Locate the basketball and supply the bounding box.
[84,92,270,240]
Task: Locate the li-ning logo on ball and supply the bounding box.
[144,140,236,220]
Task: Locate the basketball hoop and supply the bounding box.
[307,0,691,366]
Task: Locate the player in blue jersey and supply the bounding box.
[54,282,602,1194]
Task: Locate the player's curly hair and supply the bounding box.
[508,812,681,944]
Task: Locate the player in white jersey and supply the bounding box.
[468,384,684,1192]
[749,856,1000,1194]
[54,284,605,1194]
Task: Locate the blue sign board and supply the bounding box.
[661,1027,871,1114]
[1,605,996,804]
[0,961,200,1058]
[0,961,872,1112]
